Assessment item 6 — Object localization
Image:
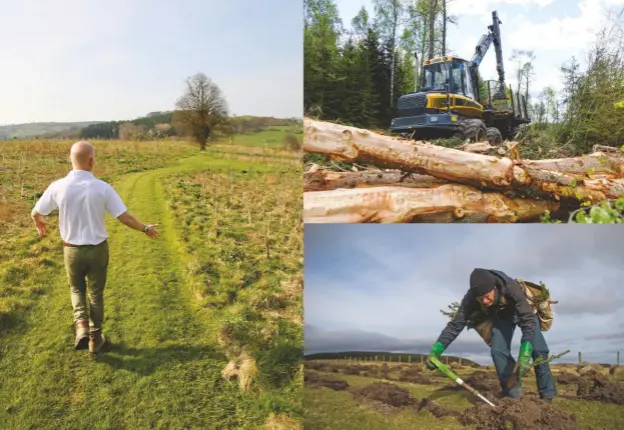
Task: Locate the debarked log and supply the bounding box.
[303,185,559,223]
[304,169,446,191]
[304,118,624,202]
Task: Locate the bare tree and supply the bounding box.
[441,0,458,56]
[543,86,559,124]
[428,0,438,60]
[442,0,447,55]
[119,123,148,140]
[374,0,405,107]
[510,50,536,104]
[173,73,229,150]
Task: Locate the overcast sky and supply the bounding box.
[0,0,302,124]
[304,224,624,365]
[336,0,624,101]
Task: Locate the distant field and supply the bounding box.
[304,359,624,430]
[0,128,302,428]
[0,121,103,139]
[230,126,302,148]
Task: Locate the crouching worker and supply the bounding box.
[426,268,556,402]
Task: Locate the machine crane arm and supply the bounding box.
[470,11,505,87]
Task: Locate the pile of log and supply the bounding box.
[303,117,624,223]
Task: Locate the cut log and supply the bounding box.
[304,117,624,203]
[592,144,624,155]
[457,141,497,154]
[522,153,624,177]
[303,185,559,223]
[304,169,446,192]
[304,117,516,188]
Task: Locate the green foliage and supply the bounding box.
[79,113,299,141]
[525,17,624,156]
[541,197,624,224]
[304,0,437,129]
[569,197,624,223]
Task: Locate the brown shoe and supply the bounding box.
[88,331,107,356]
[74,320,89,350]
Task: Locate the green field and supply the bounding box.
[0,130,303,429]
[304,360,624,430]
[230,126,302,148]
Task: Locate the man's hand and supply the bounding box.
[31,212,48,237]
[143,224,159,239]
[117,212,159,238]
[426,341,446,371]
[517,341,533,378]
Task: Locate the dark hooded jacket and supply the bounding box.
[435,269,536,348]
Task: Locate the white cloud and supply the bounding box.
[304,225,624,364]
[447,0,624,98]
[449,0,555,17]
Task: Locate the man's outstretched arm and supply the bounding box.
[30,209,49,237]
[508,280,536,345]
[117,211,159,239]
[105,184,158,239]
[31,184,57,237]
[427,290,475,370]
[435,290,475,348]
[507,279,537,378]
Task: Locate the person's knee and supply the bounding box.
[490,343,510,359]
[532,340,550,356]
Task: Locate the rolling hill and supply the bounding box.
[0,121,103,139]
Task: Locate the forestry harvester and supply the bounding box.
[390,11,530,143]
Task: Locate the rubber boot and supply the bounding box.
[74,320,89,350]
[88,330,107,356]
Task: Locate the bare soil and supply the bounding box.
[398,373,435,384]
[357,382,415,407]
[413,398,461,418]
[459,371,501,395]
[355,382,459,418]
[577,374,624,405]
[555,373,579,385]
[304,370,349,391]
[460,394,579,430]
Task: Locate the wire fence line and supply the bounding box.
[307,351,622,367]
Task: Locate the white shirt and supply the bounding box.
[33,170,127,245]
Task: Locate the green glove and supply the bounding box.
[426,342,445,370]
[517,341,533,378]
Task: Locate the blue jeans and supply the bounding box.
[490,313,556,399]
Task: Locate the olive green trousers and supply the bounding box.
[63,240,109,333]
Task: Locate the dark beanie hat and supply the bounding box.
[470,269,496,296]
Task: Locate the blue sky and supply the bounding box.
[304,224,624,365]
[335,0,624,102]
[0,0,302,124]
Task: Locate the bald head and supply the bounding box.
[70,141,95,171]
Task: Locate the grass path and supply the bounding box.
[0,154,281,429]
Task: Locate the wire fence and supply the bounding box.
[308,351,622,367]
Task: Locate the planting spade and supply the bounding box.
[429,357,496,408]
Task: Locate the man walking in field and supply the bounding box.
[31,141,159,355]
[426,268,557,402]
